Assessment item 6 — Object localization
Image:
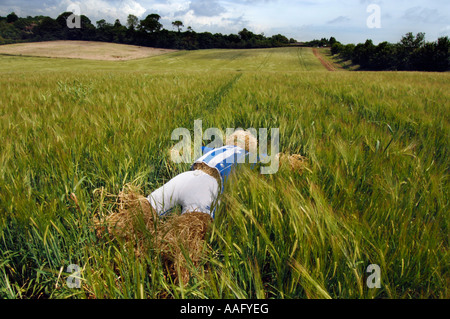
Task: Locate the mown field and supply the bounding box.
[0,40,176,61]
[0,46,448,299]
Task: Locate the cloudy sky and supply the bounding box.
[0,0,449,44]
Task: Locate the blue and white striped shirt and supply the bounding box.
[192,145,270,189]
[192,145,248,186]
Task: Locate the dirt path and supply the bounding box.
[312,48,336,71]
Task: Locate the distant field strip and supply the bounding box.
[0,46,326,73]
[0,41,177,61]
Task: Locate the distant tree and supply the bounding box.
[139,14,162,33]
[0,18,22,41]
[331,42,343,55]
[434,36,450,71]
[95,19,114,42]
[79,15,96,40]
[238,28,254,41]
[304,38,332,47]
[112,19,128,43]
[96,19,108,29]
[35,17,61,39]
[172,20,183,32]
[11,17,30,31]
[371,41,397,70]
[400,32,425,49]
[271,34,289,46]
[341,43,355,60]
[6,12,19,23]
[329,37,337,46]
[414,36,450,71]
[353,39,376,68]
[397,32,426,70]
[114,19,122,28]
[126,14,139,30]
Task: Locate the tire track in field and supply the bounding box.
[155,74,241,178]
[208,51,245,71]
[204,73,242,111]
[297,47,309,71]
[256,49,273,71]
[312,48,336,71]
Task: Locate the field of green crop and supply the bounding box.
[0,46,448,299]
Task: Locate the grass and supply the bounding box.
[0,46,448,299]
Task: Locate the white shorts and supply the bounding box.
[147,170,220,218]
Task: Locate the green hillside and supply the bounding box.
[0,46,325,72]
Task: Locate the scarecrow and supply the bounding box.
[95,129,306,281]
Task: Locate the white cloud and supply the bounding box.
[402,6,447,24]
[439,25,450,37]
[1,0,449,42]
[327,16,351,24]
[189,0,226,17]
[65,0,146,22]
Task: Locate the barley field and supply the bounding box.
[0,46,448,299]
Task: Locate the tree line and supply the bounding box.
[0,11,293,50]
[1,12,448,71]
[330,32,450,72]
